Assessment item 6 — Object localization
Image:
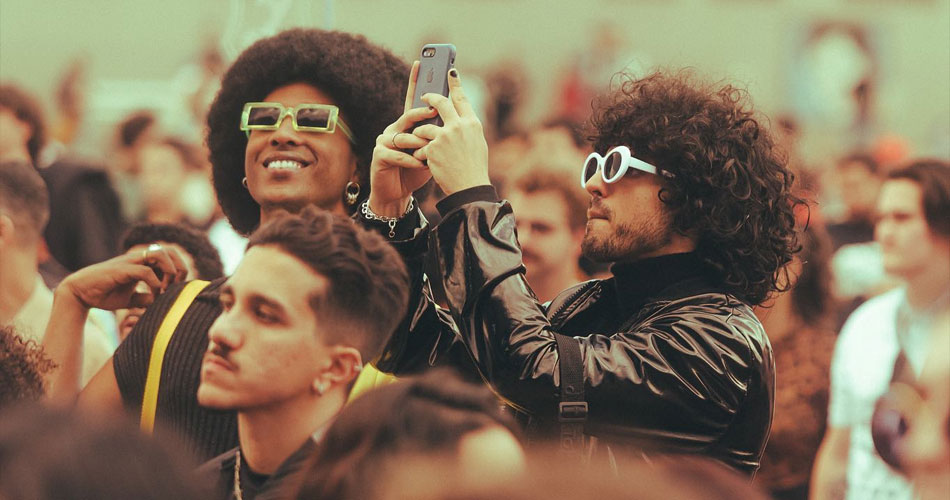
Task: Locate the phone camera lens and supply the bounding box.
[422,48,435,57]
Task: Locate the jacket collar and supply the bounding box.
[608,252,720,318]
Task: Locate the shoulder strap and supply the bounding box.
[140,279,211,433]
[554,333,587,455]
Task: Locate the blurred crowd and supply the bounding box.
[0,22,948,500]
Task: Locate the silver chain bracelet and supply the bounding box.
[360,198,415,238]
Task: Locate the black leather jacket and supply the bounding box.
[372,190,774,475]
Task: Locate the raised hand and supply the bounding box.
[58,243,188,311]
[412,69,490,195]
[368,60,440,218]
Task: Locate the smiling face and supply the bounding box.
[197,245,332,411]
[580,152,677,263]
[243,83,358,216]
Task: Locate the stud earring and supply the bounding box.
[345,182,360,205]
[242,177,248,189]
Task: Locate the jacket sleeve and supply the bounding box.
[430,200,758,442]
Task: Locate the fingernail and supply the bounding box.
[449,69,458,78]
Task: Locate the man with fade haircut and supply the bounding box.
[54,28,409,462]
[812,159,950,500]
[362,69,802,474]
[192,207,409,499]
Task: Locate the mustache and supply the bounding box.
[589,197,612,219]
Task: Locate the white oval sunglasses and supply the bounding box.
[580,145,674,188]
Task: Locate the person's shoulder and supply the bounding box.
[195,447,238,499]
[840,287,904,336]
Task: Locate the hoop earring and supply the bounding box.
[345,182,360,205]
[242,177,248,189]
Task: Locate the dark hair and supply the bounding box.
[510,168,588,232]
[116,110,155,149]
[0,404,202,500]
[247,206,409,362]
[295,369,521,499]
[791,225,835,326]
[207,28,409,235]
[0,83,46,166]
[837,152,879,175]
[0,326,56,409]
[0,160,50,240]
[589,70,803,305]
[886,159,950,238]
[121,222,224,280]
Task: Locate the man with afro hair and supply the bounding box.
[69,29,409,463]
[363,69,803,474]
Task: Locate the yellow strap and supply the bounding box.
[139,280,211,433]
[347,363,398,403]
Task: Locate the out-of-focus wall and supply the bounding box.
[2,0,947,161]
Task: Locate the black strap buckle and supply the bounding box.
[558,401,589,423]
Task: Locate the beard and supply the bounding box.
[581,206,674,263]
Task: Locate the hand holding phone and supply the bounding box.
[411,44,456,128]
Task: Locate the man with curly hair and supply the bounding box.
[363,69,801,474]
[70,29,409,462]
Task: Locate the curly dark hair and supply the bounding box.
[0,325,56,409]
[207,28,409,235]
[0,83,46,166]
[589,71,802,305]
[295,368,521,499]
[121,222,224,281]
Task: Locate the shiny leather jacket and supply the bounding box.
[373,195,774,475]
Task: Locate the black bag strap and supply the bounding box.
[554,333,588,454]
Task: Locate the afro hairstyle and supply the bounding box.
[207,28,409,235]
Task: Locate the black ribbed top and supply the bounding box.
[113,278,238,462]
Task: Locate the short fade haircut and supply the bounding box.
[246,207,409,363]
[510,168,588,232]
[0,161,49,242]
[590,70,803,305]
[886,159,950,238]
[207,28,409,235]
[0,84,46,166]
[121,222,225,281]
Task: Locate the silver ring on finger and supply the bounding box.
[144,243,162,263]
[391,132,401,149]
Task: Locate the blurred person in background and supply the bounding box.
[367,69,801,474]
[114,222,224,341]
[295,368,524,500]
[0,404,203,500]
[196,208,409,500]
[137,137,213,226]
[827,153,881,250]
[754,225,838,500]
[0,161,112,386]
[58,28,409,463]
[827,152,892,328]
[504,167,588,303]
[0,83,125,273]
[0,325,56,409]
[812,159,950,500]
[110,110,158,222]
[872,309,950,500]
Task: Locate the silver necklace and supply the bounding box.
[233,449,243,500]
